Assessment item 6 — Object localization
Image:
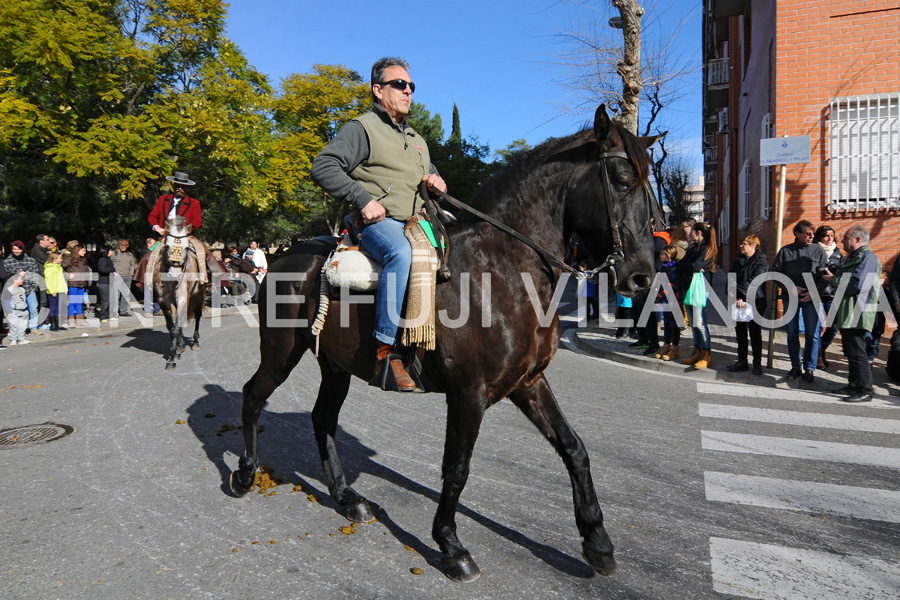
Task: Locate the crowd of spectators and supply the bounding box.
[1,233,282,349]
[611,218,897,403]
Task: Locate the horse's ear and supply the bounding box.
[638,130,667,150]
[593,104,613,143]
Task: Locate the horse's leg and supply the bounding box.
[230,333,308,497]
[190,293,202,350]
[311,359,375,523]
[161,302,180,370]
[432,389,486,582]
[508,374,616,576]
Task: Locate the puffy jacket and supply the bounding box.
[64,257,92,288]
[44,262,68,295]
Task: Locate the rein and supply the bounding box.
[430,151,646,287]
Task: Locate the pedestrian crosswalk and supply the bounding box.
[697,382,900,600]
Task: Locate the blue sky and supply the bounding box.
[225,0,702,173]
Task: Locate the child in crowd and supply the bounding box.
[44,251,68,331]
[6,274,30,345]
[577,260,600,321]
[614,293,636,339]
[656,246,681,361]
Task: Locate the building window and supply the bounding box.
[760,113,773,219]
[738,160,751,229]
[829,93,900,212]
[718,202,730,245]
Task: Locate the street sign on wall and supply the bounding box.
[760,136,811,166]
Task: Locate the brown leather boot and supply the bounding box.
[68,316,76,328]
[681,348,702,365]
[694,350,712,370]
[376,343,417,392]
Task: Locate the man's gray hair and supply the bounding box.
[371,57,409,87]
[846,224,870,244]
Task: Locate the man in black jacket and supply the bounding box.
[771,220,827,383]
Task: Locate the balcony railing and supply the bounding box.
[707,58,729,87]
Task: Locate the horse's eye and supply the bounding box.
[616,177,635,190]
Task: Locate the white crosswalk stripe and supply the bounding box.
[699,403,900,434]
[697,381,899,409]
[701,430,900,469]
[710,537,900,600]
[697,382,900,599]
[704,471,900,523]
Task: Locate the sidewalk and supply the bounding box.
[2,303,258,347]
[569,271,900,399]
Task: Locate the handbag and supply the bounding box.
[731,303,754,322]
[684,271,708,307]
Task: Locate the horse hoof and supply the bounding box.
[441,554,481,582]
[344,499,375,524]
[230,471,253,497]
[582,545,616,576]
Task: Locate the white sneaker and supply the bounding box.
[17,339,30,345]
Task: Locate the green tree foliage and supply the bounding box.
[0,0,505,246]
[407,101,443,149]
[426,105,498,203]
[494,139,532,166]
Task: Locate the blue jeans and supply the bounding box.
[25,291,38,329]
[785,300,821,372]
[820,298,839,349]
[67,287,85,316]
[359,217,411,346]
[688,303,710,351]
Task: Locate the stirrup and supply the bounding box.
[369,351,425,393]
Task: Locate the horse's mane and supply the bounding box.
[465,119,650,218]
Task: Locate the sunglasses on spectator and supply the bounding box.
[379,79,415,93]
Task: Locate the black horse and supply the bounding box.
[152,216,205,370]
[230,105,659,581]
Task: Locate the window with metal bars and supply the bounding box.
[829,93,900,212]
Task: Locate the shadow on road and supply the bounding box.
[121,328,171,358]
[186,383,595,579]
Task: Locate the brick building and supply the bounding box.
[702,0,900,271]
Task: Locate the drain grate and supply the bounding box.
[0,423,75,449]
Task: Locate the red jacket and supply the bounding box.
[149,194,202,231]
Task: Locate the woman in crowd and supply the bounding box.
[677,222,717,369]
[814,225,843,369]
[95,245,115,323]
[726,234,768,375]
[63,244,91,327]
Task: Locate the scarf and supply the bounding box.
[818,241,836,256]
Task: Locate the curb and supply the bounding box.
[573,329,722,380]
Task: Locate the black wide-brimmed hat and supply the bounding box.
[165,171,195,186]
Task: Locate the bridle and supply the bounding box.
[165,221,194,267]
[429,150,660,287]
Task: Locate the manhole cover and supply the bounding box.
[0,423,75,449]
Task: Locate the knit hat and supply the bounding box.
[11,240,24,249]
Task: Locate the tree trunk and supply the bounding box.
[611,0,644,134]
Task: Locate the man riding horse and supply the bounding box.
[137,171,226,290]
[310,56,447,392]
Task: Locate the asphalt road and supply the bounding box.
[1,310,898,600]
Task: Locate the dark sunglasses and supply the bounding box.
[379,79,415,93]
